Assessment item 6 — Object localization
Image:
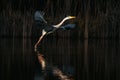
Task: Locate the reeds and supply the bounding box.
[0,0,120,38]
[0,8,34,38]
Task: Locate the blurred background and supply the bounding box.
[0,0,120,80]
[0,0,120,38]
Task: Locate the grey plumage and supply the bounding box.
[60,24,76,30]
[34,11,47,23]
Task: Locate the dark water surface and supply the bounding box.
[0,38,120,80]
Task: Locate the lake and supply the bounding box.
[0,38,120,80]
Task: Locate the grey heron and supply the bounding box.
[34,11,76,52]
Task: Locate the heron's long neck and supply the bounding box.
[53,18,69,28]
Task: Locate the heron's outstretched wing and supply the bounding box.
[60,24,76,30]
[34,11,47,23]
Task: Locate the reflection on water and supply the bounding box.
[0,38,120,80]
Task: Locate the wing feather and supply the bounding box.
[60,24,76,30]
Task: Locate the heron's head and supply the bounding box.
[65,16,76,20]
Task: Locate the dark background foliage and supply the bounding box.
[0,0,120,38]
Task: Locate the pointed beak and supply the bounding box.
[70,16,76,19]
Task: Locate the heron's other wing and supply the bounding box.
[34,11,47,23]
[60,24,76,30]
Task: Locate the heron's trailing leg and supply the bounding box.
[34,30,46,52]
[34,35,44,52]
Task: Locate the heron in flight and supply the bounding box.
[34,11,76,52]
